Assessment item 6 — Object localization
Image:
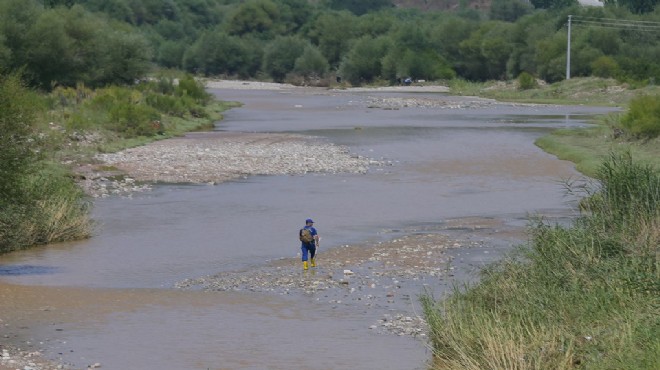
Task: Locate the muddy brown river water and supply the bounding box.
[0,86,616,370]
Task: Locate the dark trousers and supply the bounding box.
[301,243,316,261]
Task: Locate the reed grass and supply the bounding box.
[0,169,92,253]
[422,152,660,370]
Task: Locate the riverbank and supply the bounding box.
[74,79,566,198]
[0,79,615,369]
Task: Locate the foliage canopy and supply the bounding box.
[0,0,659,86]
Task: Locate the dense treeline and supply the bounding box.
[1,0,659,89]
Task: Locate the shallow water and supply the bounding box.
[0,89,616,369]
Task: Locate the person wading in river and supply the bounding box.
[299,218,319,270]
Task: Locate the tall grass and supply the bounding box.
[422,152,659,370]
[0,168,92,253]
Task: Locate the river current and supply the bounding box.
[0,87,616,370]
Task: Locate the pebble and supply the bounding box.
[175,233,480,340]
[78,133,383,198]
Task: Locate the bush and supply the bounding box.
[88,87,161,138]
[175,75,210,104]
[0,74,91,253]
[0,170,92,253]
[108,102,161,137]
[146,93,187,117]
[517,71,537,90]
[591,56,620,79]
[0,73,42,202]
[621,95,660,139]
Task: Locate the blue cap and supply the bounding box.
[306,218,314,223]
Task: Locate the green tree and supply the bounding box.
[0,35,10,69]
[305,10,358,67]
[262,36,308,81]
[325,0,393,15]
[490,0,533,22]
[603,0,659,13]
[183,31,262,78]
[157,40,186,69]
[152,19,187,41]
[338,35,392,84]
[276,0,314,34]
[0,0,41,71]
[355,11,396,37]
[392,22,430,52]
[504,10,557,78]
[25,9,74,86]
[99,27,152,84]
[530,0,578,9]
[293,45,330,78]
[25,5,106,87]
[227,0,282,38]
[43,0,75,8]
[583,28,620,56]
[382,48,455,82]
[78,0,134,24]
[535,31,567,82]
[427,16,477,69]
[457,22,514,80]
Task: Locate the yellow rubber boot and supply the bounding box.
[303,261,309,270]
[310,258,316,267]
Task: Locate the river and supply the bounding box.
[0,86,616,370]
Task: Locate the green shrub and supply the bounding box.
[517,71,537,90]
[108,102,161,137]
[0,73,42,202]
[175,75,210,104]
[87,86,162,137]
[146,93,187,117]
[0,170,92,253]
[591,56,620,79]
[621,95,660,139]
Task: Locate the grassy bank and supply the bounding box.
[535,122,660,177]
[422,77,660,369]
[448,77,660,107]
[421,152,659,370]
[446,77,660,176]
[0,73,237,253]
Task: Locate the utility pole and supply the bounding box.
[566,15,572,80]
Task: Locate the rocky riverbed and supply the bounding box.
[177,231,490,339]
[78,132,382,198]
[3,80,528,369]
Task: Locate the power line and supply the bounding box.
[565,14,660,80]
[570,16,660,32]
[572,16,660,25]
